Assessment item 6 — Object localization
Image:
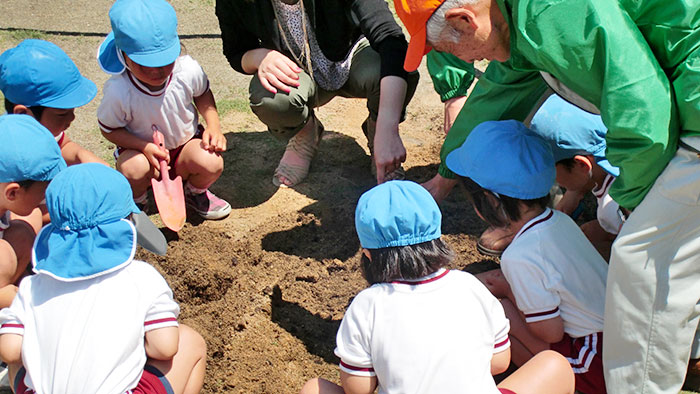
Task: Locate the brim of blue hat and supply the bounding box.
[595,157,620,177]
[126,37,181,68]
[32,213,167,281]
[32,218,136,281]
[97,32,126,74]
[445,147,470,178]
[40,76,97,109]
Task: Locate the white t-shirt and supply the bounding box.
[591,174,622,235]
[0,260,179,394]
[335,269,510,394]
[502,208,607,338]
[97,55,210,150]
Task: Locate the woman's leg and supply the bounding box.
[497,350,575,394]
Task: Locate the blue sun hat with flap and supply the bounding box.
[97,0,181,74]
[446,120,555,199]
[32,163,167,281]
[0,40,97,109]
[530,95,619,176]
[0,114,66,182]
[355,180,442,249]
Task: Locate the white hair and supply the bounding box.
[426,0,478,45]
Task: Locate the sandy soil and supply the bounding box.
[2,2,697,394]
[0,2,497,392]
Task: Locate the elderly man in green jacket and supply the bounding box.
[393,0,700,393]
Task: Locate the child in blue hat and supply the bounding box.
[447,120,609,394]
[530,95,621,260]
[0,40,106,167]
[0,114,66,309]
[301,180,575,394]
[0,163,206,394]
[96,0,230,220]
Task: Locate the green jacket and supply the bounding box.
[426,50,474,102]
[437,0,700,209]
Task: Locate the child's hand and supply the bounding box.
[143,142,169,169]
[201,127,227,152]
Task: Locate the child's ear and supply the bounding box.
[3,183,21,202]
[573,155,593,173]
[11,104,31,116]
[362,248,372,261]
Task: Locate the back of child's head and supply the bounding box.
[97,0,181,74]
[0,39,97,112]
[530,94,619,176]
[32,163,147,281]
[355,180,454,284]
[446,120,553,228]
[0,114,66,184]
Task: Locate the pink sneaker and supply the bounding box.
[185,189,231,220]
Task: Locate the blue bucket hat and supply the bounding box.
[0,40,97,109]
[32,163,167,281]
[355,180,441,249]
[0,114,66,182]
[446,120,555,199]
[530,95,619,176]
[97,0,181,74]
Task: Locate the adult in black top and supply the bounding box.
[216,0,419,187]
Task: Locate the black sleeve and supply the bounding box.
[215,0,260,75]
[349,0,410,79]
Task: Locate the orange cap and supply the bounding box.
[393,0,446,71]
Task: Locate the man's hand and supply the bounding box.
[421,173,458,203]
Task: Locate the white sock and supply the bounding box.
[186,183,207,195]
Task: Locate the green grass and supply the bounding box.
[9,29,46,41]
[216,98,250,116]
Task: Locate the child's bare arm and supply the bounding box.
[194,89,226,152]
[339,371,378,394]
[101,128,168,169]
[144,326,179,360]
[526,316,565,344]
[0,333,22,364]
[59,134,108,166]
[491,347,511,375]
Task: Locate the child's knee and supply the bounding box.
[179,324,207,359]
[185,146,224,176]
[0,240,19,285]
[117,152,154,182]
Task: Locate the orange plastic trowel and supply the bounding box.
[150,125,186,231]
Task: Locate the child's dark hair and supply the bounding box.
[556,158,576,170]
[4,99,45,120]
[16,180,36,189]
[458,176,550,228]
[361,238,455,285]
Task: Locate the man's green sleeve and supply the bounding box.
[426,50,475,102]
[437,61,547,179]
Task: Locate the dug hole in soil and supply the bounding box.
[0,1,493,392]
